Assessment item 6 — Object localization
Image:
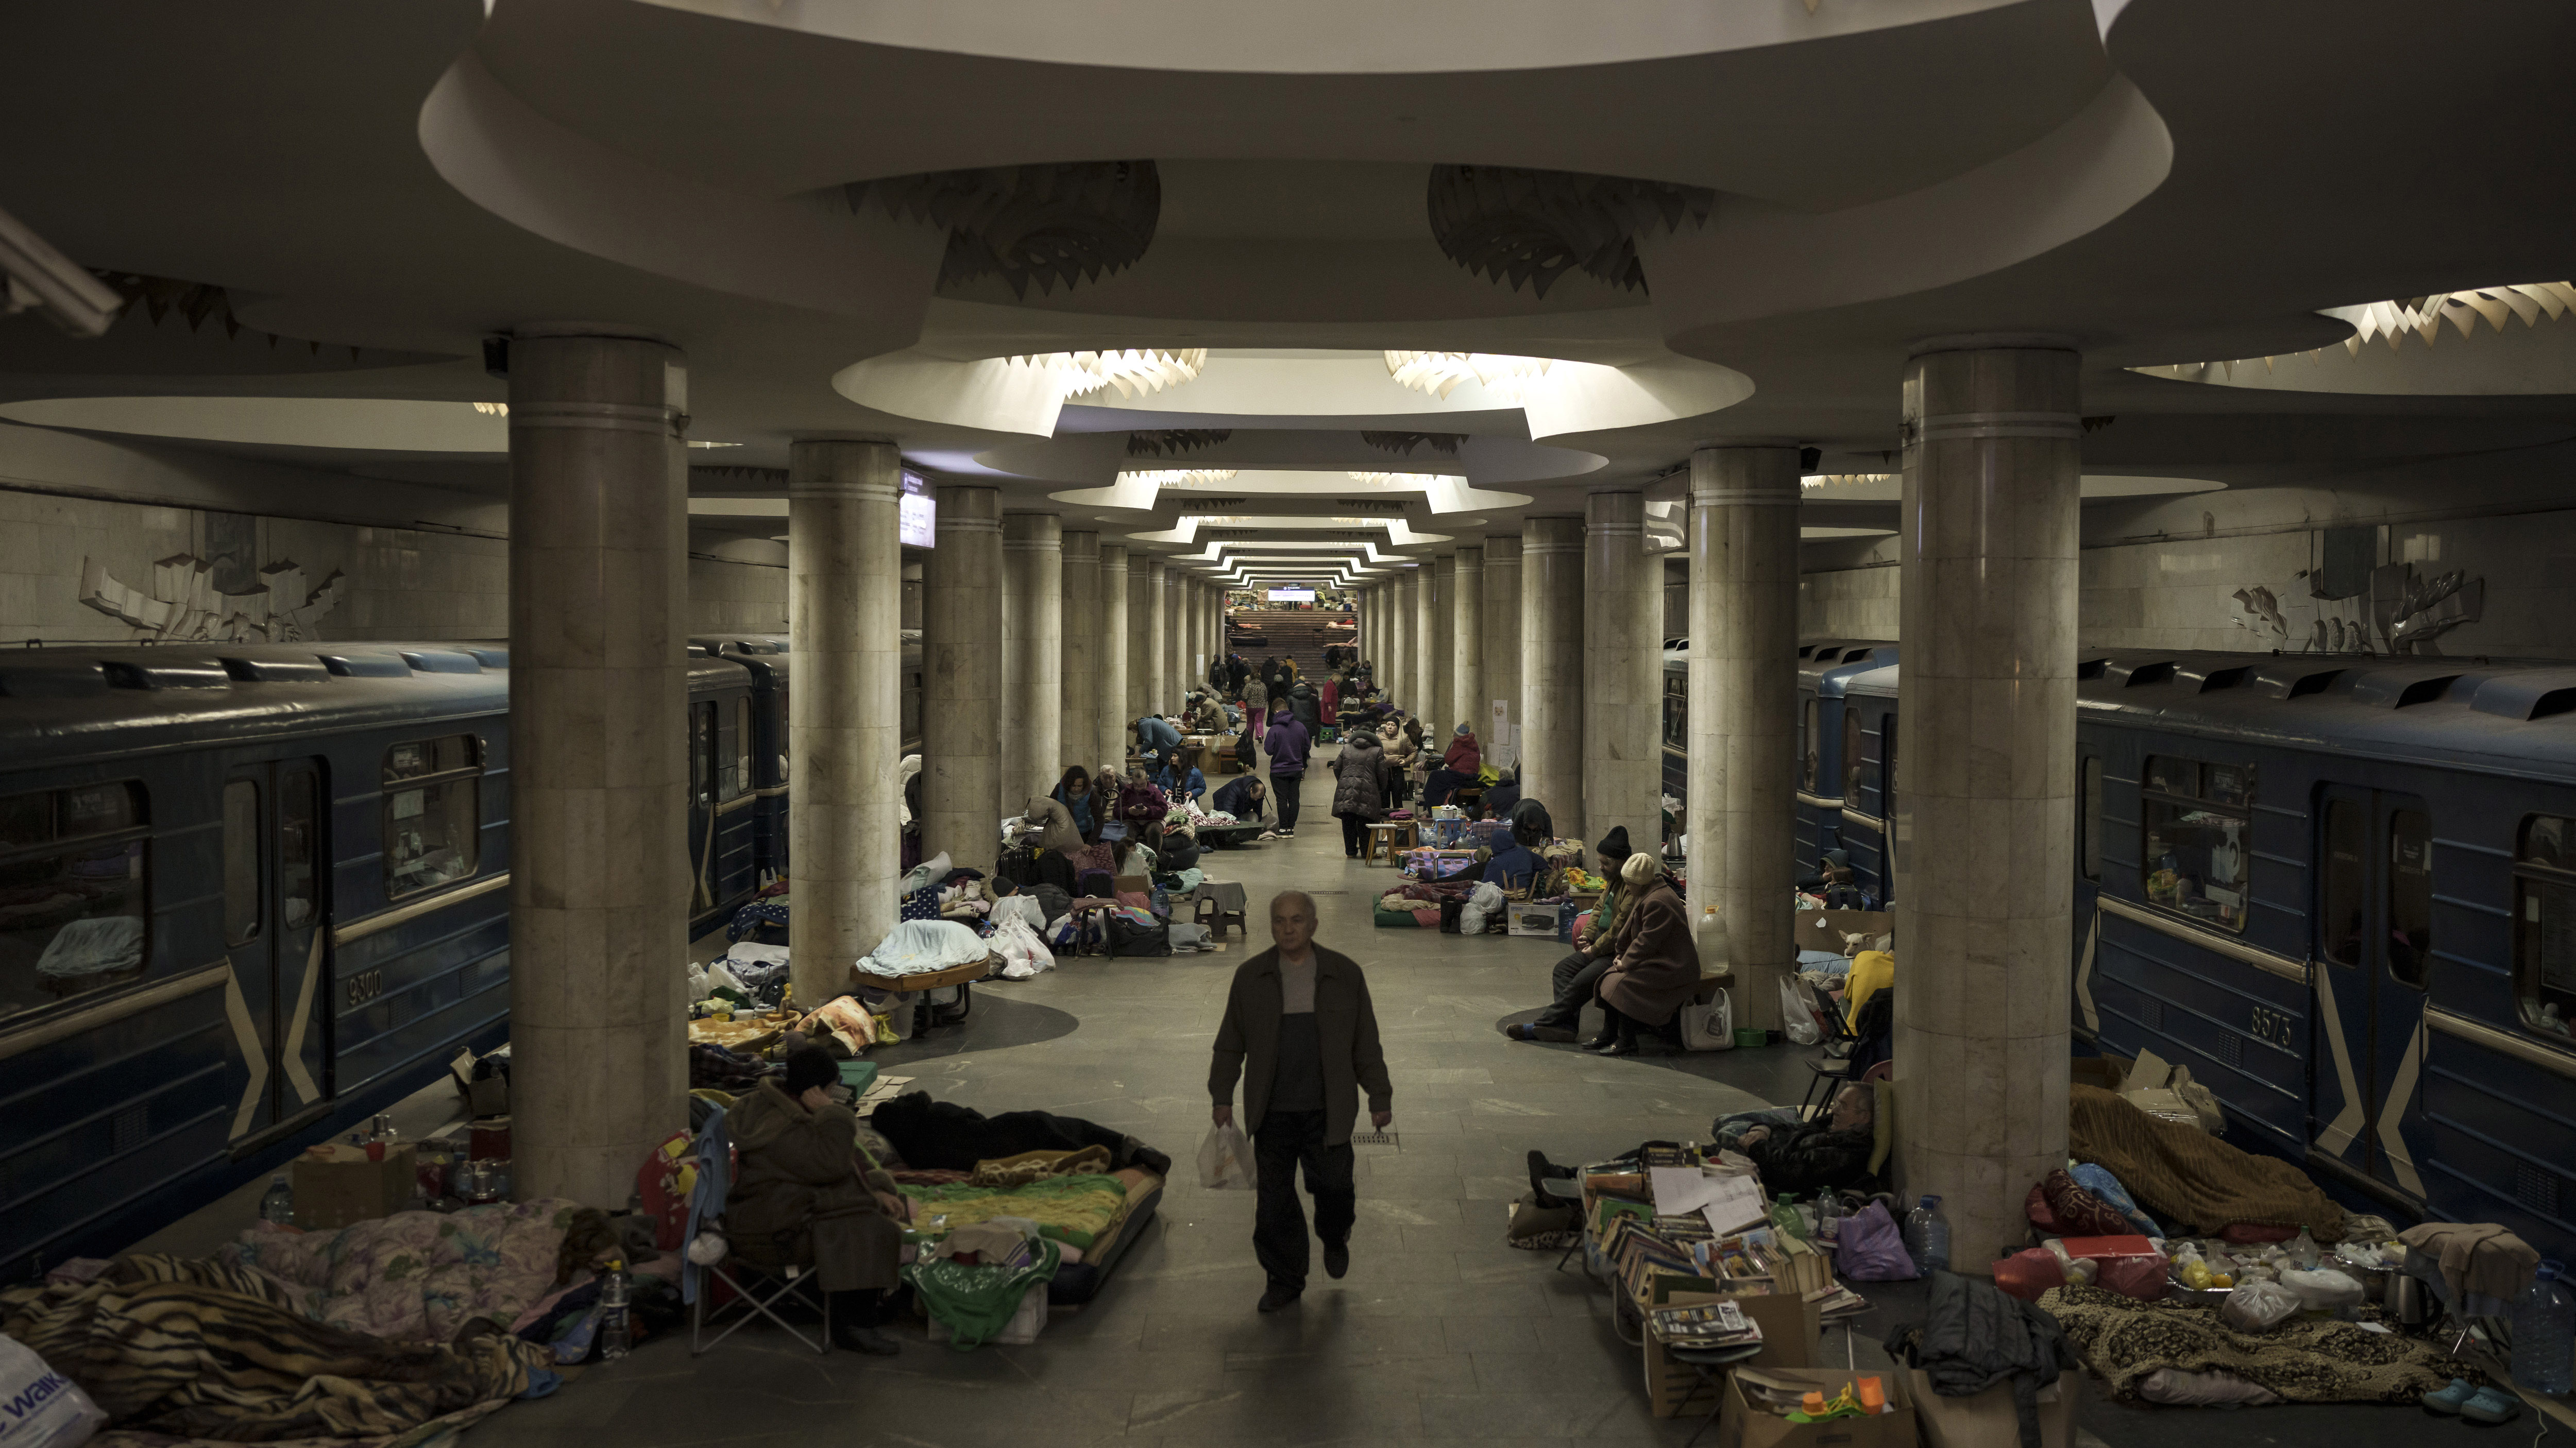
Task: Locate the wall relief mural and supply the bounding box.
[2231,559,2483,655]
[80,553,345,642]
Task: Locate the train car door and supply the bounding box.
[688,701,717,912]
[2072,748,2105,1038]
[220,759,328,1143]
[2311,786,2434,1200]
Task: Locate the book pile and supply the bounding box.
[1648,1298,1764,1351]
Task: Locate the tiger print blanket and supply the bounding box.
[0,1255,551,1444]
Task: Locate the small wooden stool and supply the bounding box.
[1364,820,1418,865]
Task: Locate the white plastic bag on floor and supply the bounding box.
[1679,989,1734,1050]
[989,916,1054,980]
[1781,978,1822,1045]
[1457,881,1505,935]
[990,895,1046,931]
[1197,1122,1258,1190]
[2219,1279,2301,1334]
[0,1333,107,1448]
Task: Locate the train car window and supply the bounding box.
[733,697,752,799]
[2321,799,2366,967]
[693,703,714,807]
[2080,757,2103,881]
[383,736,481,899]
[1802,701,1820,792]
[1842,710,1865,808]
[2142,755,2253,932]
[280,771,317,931]
[223,780,261,946]
[0,781,149,1017]
[2387,809,2432,990]
[2514,815,2576,1047]
[1662,674,1686,747]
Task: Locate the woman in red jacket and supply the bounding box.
[1422,722,1481,807]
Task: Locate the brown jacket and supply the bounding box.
[1598,879,1702,1027]
[724,1079,903,1292]
[1208,945,1394,1145]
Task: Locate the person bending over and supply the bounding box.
[1133,713,1183,767]
[1208,891,1393,1313]
[1211,772,1267,824]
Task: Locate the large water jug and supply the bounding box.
[2511,1259,2574,1394]
[1903,1195,1952,1274]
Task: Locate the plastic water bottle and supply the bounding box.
[1151,881,1170,918]
[259,1174,295,1226]
[1815,1193,1845,1247]
[1904,1195,1952,1274]
[2292,1227,2320,1271]
[599,1262,631,1360]
[2511,1259,2574,1394]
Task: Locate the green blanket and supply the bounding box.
[905,1240,1060,1350]
[899,1174,1128,1248]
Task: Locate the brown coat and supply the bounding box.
[1598,879,1702,1027]
[724,1079,903,1292]
[1208,945,1394,1146]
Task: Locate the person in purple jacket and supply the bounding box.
[1263,703,1312,838]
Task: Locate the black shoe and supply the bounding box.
[1258,1284,1303,1313]
[831,1322,900,1356]
[1581,1036,1618,1053]
[1324,1242,1349,1280]
[1598,1036,1640,1059]
[1526,1150,1576,1198]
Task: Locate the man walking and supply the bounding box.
[1209,891,1393,1313]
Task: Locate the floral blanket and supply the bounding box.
[224,1200,584,1343]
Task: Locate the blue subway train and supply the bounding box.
[1666,643,2576,1260]
[1659,640,1893,877]
[2,636,924,1281]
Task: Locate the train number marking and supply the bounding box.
[2248,1004,2292,1050]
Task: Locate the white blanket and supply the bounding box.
[856,918,988,977]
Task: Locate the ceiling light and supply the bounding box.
[1801,474,1894,490]
[1010,349,1206,400]
[1383,351,1553,402]
[1121,468,1236,487]
[1348,471,1453,487]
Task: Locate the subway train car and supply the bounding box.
[0,642,513,1283]
[683,654,762,936]
[690,633,927,889]
[1837,661,1900,904]
[1796,642,1894,878]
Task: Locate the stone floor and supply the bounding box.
[426,762,2526,1447]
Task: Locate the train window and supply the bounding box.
[383,736,480,899]
[2141,755,2253,932]
[2387,810,2432,990]
[280,771,317,932]
[1802,701,1820,792]
[1662,674,1686,747]
[2080,757,2103,881]
[1842,710,1865,808]
[693,704,714,807]
[2514,817,2576,1046]
[733,697,753,799]
[2321,799,2366,968]
[223,780,261,946]
[0,781,148,1017]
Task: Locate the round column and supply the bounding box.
[1482,535,1521,767]
[1451,549,1482,739]
[1061,530,1102,780]
[1521,517,1585,841]
[1431,554,1456,733]
[1163,574,1185,712]
[1101,543,1131,766]
[787,438,903,1011]
[1125,552,1153,723]
[1145,560,1169,719]
[506,324,688,1207]
[1002,514,1063,808]
[1414,563,1438,720]
[924,484,1001,870]
[1393,570,1417,711]
[1688,447,1803,1026]
[1896,338,2082,1270]
[1584,492,1660,857]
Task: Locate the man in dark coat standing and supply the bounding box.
[1210,891,1393,1312]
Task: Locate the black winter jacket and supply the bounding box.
[1885,1271,2077,1448]
[1742,1120,1876,1197]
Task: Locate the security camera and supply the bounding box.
[0,204,124,337]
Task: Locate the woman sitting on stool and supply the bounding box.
[1421,722,1482,807]
[1586,849,1701,1057]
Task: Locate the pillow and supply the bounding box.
[2039,1166,2136,1237]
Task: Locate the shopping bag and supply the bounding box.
[1780,977,1822,1045]
[1677,989,1733,1050]
[1197,1122,1258,1190]
[1835,1202,1918,1282]
[0,1333,107,1448]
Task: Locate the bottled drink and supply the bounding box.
[259,1174,295,1226]
[1815,1193,1845,1246]
[599,1261,632,1360]
[1904,1195,1952,1274]
[2511,1260,2574,1394]
[1152,882,1170,918]
[1769,1193,1808,1242]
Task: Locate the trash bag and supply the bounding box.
[2220,1279,2302,1333]
[0,1333,107,1448]
[1994,1247,2067,1303]
[1197,1122,1258,1190]
[1458,880,1505,935]
[1781,978,1822,1046]
[1836,1201,1918,1282]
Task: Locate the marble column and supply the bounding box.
[506,324,687,1206]
[1431,554,1456,732]
[786,439,903,1012]
[1393,570,1417,711]
[924,483,1002,874]
[1896,339,2082,1270]
[1688,447,1802,1025]
[1002,514,1062,808]
[1415,563,1438,722]
[1125,553,1153,724]
[1521,517,1585,841]
[1451,548,1482,742]
[1101,543,1130,766]
[1145,560,1169,717]
[1061,531,1101,779]
[1584,492,1660,858]
[1164,576,1186,711]
[1483,535,1522,766]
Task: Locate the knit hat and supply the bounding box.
[782,1045,840,1096]
[1454,721,1472,736]
[1597,825,1632,866]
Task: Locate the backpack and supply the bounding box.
[1108,916,1171,956]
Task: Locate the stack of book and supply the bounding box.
[1648,1298,1765,1351]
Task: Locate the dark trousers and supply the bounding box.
[1272,773,1303,832]
[1536,950,1609,1031]
[1422,766,1472,807]
[1252,1109,1354,1290]
[1340,814,1368,857]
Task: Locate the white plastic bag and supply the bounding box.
[2280,1267,2365,1313]
[1197,1122,1258,1190]
[1679,989,1734,1050]
[1457,881,1505,935]
[2219,1278,2302,1333]
[989,894,1047,931]
[988,916,1055,980]
[0,1334,106,1448]
[1781,978,1822,1045]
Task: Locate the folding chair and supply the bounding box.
[690,1249,831,1355]
[1542,1176,1586,1271]
[1797,978,1861,1119]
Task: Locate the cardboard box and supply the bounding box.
[1793,908,1894,958]
[1905,1369,2079,1448]
[1644,1290,1822,1419]
[1507,901,1566,937]
[1717,1366,1919,1448]
[293,1143,418,1230]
